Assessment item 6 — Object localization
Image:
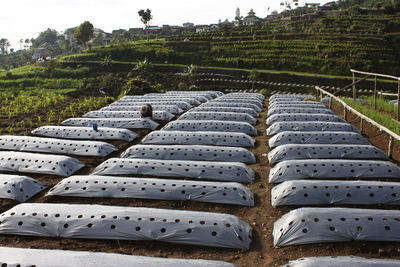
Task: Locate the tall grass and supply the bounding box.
[361,95,398,114]
[342,98,400,135]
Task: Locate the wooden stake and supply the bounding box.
[352,72,356,101]
[374,76,377,110]
[388,136,394,158]
[397,80,400,121]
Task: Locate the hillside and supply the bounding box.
[61,12,400,76]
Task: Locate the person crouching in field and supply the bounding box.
[140,104,153,120]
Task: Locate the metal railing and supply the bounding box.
[315,85,400,159]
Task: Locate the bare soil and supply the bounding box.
[0,100,399,267]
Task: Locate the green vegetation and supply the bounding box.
[74,21,94,48]
[0,64,91,95]
[342,97,400,135]
[59,12,400,76]
[361,94,398,114]
[0,91,112,135]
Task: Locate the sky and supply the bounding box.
[1,0,334,50]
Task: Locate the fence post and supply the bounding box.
[329,97,332,109]
[343,106,347,120]
[374,76,377,110]
[352,72,356,101]
[388,136,394,158]
[360,118,363,133]
[398,80,400,121]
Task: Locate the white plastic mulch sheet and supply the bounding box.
[268,144,387,163]
[91,158,255,183]
[268,131,369,149]
[118,97,200,106]
[212,99,262,108]
[121,145,256,164]
[0,135,118,157]
[110,100,192,110]
[226,93,264,100]
[61,118,159,130]
[269,104,327,110]
[0,246,239,267]
[161,93,213,100]
[0,203,252,249]
[179,112,256,125]
[267,108,334,117]
[162,120,258,136]
[141,131,255,147]
[269,159,400,184]
[268,101,324,108]
[284,256,400,267]
[218,96,263,102]
[272,180,400,206]
[201,102,261,112]
[270,94,312,100]
[141,94,209,103]
[266,113,345,125]
[273,207,400,247]
[166,90,223,98]
[0,152,84,176]
[100,104,184,115]
[269,98,309,104]
[47,176,254,206]
[266,122,359,136]
[190,107,259,118]
[32,126,138,142]
[0,174,46,202]
[83,110,174,121]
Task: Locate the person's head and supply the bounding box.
[140,104,153,119]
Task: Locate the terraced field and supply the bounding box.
[61,14,400,76]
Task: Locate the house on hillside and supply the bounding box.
[129,28,145,35]
[64,27,77,47]
[265,11,279,22]
[183,22,194,28]
[195,25,210,33]
[243,9,260,25]
[162,25,184,34]
[64,27,111,47]
[305,3,320,11]
[32,47,53,61]
[319,1,336,11]
[147,26,162,34]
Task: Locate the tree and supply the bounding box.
[31,28,60,48]
[74,21,94,48]
[0,38,10,55]
[280,0,299,10]
[248,69,260,90]
[24,39,30,49]
[92,33,104,46]
[138,9,153,40]
[235,15,243,26]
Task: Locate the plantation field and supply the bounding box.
[0,92,112,135]
[0,89,398,266]
[60,13,400,76]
